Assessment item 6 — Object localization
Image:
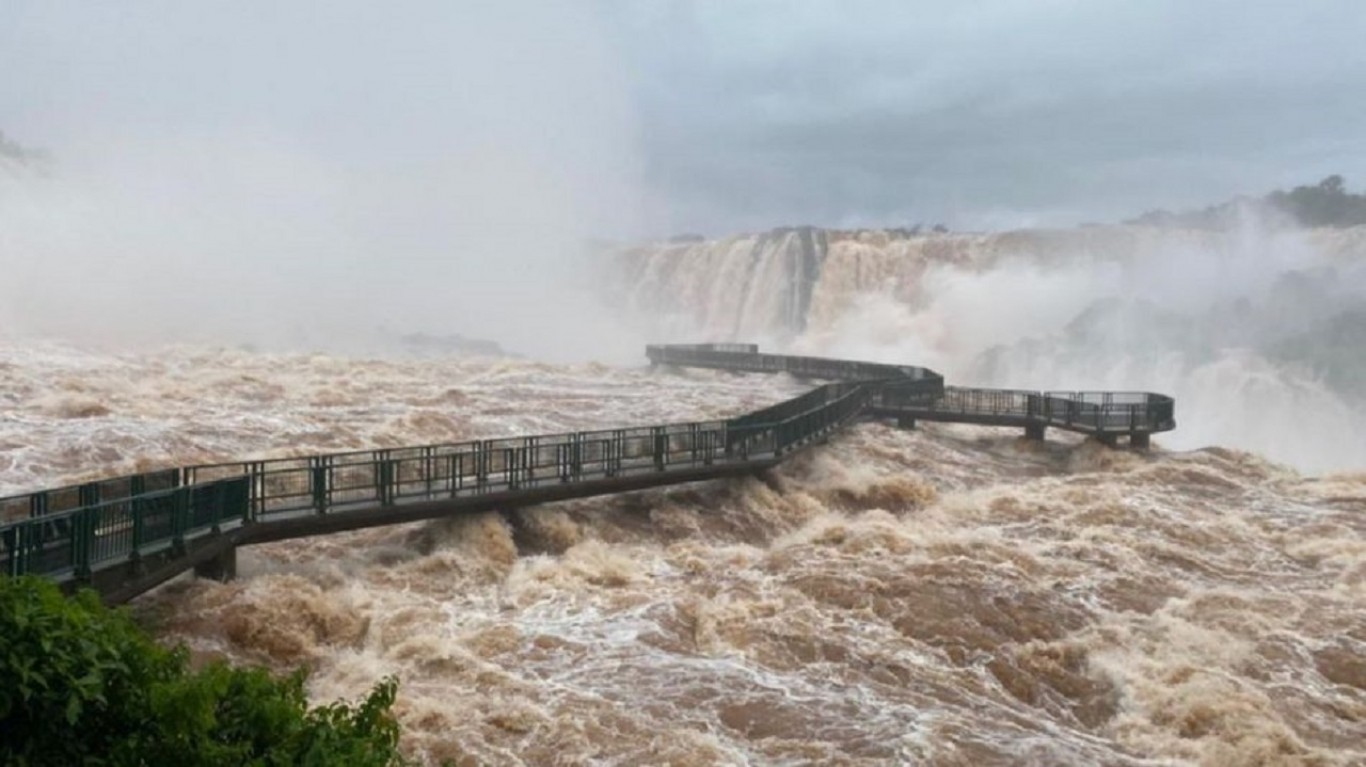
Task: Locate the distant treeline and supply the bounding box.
[0,130,49,166]
[1129,175,1366,229]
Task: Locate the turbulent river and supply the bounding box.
[1,338,1363,766]
[2,223,1365,765]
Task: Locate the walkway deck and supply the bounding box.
[2,343,1174,602]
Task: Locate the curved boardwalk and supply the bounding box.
[1,344,1174,602]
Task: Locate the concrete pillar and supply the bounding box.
[1130,432,1151,449]
[194,546,237,582]
[1096,434,1119,448]
[1024,423,1046,441]
[896,415,917,429]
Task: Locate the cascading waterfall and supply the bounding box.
[2,222,1363,765]
[613,227,828,342]
[612,223,1366,472]
[616,225,1366,340]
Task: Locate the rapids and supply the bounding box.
[2,339,1363,765]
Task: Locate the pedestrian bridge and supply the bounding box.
[1,344,1174,602]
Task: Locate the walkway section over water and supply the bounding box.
[2,344,1174,602]
[646,343,1176,446]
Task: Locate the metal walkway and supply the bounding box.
[1,344,1174,602]
[646,344,1175,446]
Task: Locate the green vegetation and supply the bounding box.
[0,576,409,767]
[1129,175,1366,229]
[1265,175,1366,228]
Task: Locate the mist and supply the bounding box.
[794,216,1366,473]
[5,3,1365,470]
[1,3,641,361]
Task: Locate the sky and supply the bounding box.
[608,0,1366,234]
[4,2,1366,236]
[1,1,1365,353]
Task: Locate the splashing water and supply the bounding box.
[615,223,1366,472]
[3,338,1362,765]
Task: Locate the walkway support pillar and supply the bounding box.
[194,546,237,582]
[896,415,917,429]
[1096,434,1119,448]
[1130,432,1151,449]
[1024,423,1046,441]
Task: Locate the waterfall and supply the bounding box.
[611,223,1366,471]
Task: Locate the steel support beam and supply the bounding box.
[193,546,237,582]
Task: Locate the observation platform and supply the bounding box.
[1,344,1174,602]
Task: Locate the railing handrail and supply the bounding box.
[2,343,1176,590]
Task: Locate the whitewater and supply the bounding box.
[2,224,1364,765]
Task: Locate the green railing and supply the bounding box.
[0,396,873,580]
[645,343,941,385]
[1,343,1172,586]
[646,344,1175,435]
[2,478,248,579]
[0,468,182,523]
[890,386,1177,433]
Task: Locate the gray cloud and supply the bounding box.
[608,0,1366,234]
[3,0,1364,355]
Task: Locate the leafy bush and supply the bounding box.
[0,576,408,766]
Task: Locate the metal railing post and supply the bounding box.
[173,486,188,554]
[311,456,328,514]
[477,441,490,490]
[74,507,93,581]
[653,426,667,471]
[131,496,145,563]
[379,457,394,507]
[250,461,265,521]
[424,446,435,498]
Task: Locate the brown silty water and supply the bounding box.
[2,341,1362,765]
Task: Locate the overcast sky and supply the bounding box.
[3,1,1366,240]
[608,0,1366,234]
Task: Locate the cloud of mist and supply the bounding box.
[0,3,642,361]
[798,215,1366,473]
